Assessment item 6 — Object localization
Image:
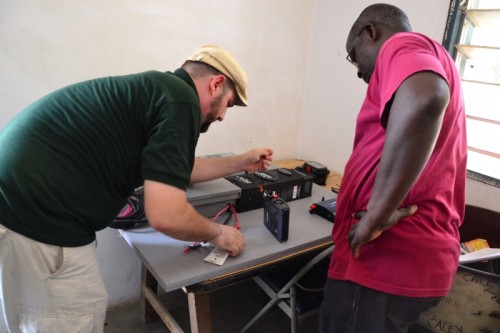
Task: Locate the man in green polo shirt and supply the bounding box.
[0,45,273,333]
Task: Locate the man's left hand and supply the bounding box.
[348,205,418,258]
[239,148,274,172]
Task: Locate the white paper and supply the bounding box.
[203,248,229,266]
[459,247,500,264]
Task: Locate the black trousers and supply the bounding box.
[319,279,442,333]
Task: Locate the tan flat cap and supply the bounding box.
[187,45,248,106]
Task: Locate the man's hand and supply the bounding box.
[190,148,274,184]
[144,180,246,256]
[348,205,417,258]
[238,148,274,173]
[208,224,246,256]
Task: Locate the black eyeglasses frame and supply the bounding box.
[346,26,367,67]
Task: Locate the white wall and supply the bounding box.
[1,0,499,310]
[0,0,315,160]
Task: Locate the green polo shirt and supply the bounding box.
[0,69,201,246]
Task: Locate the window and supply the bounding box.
[444,0,500,187]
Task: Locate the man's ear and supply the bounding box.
[209,75,226,95]
[365,23,379,41]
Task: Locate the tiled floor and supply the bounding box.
[103,278,319,333]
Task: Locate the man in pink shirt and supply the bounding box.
[319,4,467,333]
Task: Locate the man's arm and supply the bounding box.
[349,71,450,258]
[143,179,245,256]
[190,147,273,184]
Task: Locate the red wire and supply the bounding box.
[228,204,240,229]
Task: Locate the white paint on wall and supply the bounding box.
[0,0,316,162]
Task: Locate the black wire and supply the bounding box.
[110,195,148,229]
[222,210,233,225]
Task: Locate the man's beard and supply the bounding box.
[200,94,223,133]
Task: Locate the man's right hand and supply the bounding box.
[208,224,246,256]
[144,180,246,256]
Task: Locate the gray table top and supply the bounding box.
[120,184,336,292]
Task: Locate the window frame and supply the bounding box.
[443,0,500,188]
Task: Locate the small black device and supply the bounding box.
[309,198,336,223]
[296,161,330,186]
[277,168,293,176]
[233,175,253,185]
[254,170,279,182]
[263,193,290,242]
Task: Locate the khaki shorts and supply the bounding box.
[0,224,108,333]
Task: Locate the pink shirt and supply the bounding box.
[328,32,467,297]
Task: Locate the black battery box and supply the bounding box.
[225,168,313,213]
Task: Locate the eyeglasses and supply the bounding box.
[346,27,366,67]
